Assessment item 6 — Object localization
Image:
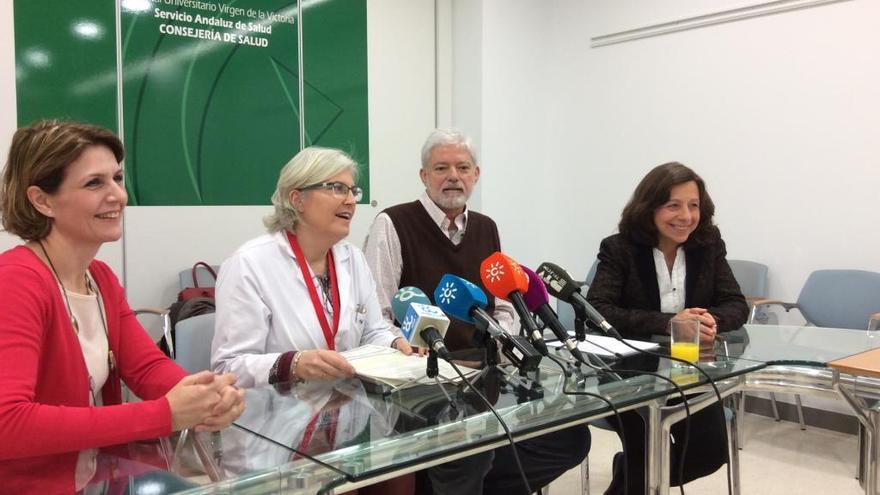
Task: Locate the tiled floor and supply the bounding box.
[549,413,863,494]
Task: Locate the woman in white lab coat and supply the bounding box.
[211,147,413,389]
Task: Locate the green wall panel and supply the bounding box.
[13,0,370,206]
[14,0,117,130]
[302,0,370,200]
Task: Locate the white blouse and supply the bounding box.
[67,288,109,406]
[653,246,686,314]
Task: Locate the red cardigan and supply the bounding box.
[0,246,188,492]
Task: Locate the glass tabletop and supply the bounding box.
[720,324,880,366]
[16,426,342,495]
[176,426,345,494]
[233,351,765,484]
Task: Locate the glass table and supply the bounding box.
[716,325,880,495]
[21,325,880,494]
[726,324,880,365]
[25,425,343,495]
[227,350,765,494]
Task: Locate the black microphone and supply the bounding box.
[535,262,622,340]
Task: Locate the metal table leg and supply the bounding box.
[645,377,743,495]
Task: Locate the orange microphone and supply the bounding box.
[480,252,549,356]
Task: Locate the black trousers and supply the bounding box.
[417,424,591,495]
[604,402,728,495]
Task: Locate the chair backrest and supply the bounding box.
[556,259,598,330]
[585,259,599,286]
[727,259,769,298]
[174,313,216,373]
[179,264,220,289]
[797,269,880,330]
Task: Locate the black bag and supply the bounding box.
[159,296,215,357]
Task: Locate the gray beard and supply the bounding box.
[431,193,468,212]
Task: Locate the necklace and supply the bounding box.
[316,272,334,317]
[37,241,81,333]
[37,241,116,403]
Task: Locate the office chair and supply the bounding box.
[174,312,216,374]
[179,263,220,289]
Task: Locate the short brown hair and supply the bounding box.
[618,162,717,246]
[0,120,124,241]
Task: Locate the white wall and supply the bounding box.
[472,0,879,287]
[0,0,19,253]
[466,0,880,413]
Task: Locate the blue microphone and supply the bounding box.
[391,286,451,359]
[433,274,488,324]
[434,274,542,371]
[391,286,432,325]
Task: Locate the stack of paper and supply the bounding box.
[546,333,658,358]
[340,345,479,388]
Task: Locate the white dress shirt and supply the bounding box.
[362,191,516,332]
[212,231,399,388]
[653,246,687,314]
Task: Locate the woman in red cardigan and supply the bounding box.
[0,120,245,492]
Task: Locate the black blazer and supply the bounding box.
[586,228,748,338]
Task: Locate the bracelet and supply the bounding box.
[391,337,402,350]
[290,350,305,383]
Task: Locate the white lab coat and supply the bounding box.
[220,380,400,473]
[211,231,399,388]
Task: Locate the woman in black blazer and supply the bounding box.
[587,162,748,495]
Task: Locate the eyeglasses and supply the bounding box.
[299,181,363,201]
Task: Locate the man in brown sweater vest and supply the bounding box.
[364,128,590,495]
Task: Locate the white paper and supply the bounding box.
[546,333,658,358]
[340,344,479,386]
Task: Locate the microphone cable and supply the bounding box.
[547,346,694,495]
[543,351,631,495]
[448,361,533,495]
[585,318,732,495]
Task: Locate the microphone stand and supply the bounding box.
[516,320,545,401]
[573,310,588,342]
[382,349,457,413]
[465,326,542,400]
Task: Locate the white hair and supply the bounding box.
[263,147,359,232]
[420,128,478,168]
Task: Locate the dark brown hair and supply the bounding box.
[0,119,124,241]
[618,162,716,246]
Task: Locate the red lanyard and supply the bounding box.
[285,231,340,350]
[293,409,339,460]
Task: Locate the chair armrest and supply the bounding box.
[870,312,880,331]
[134,307,174,358]
[748,299,800,323]
[134,307,170,317]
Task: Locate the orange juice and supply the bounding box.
[671,370,699,386]
[671,342,699,364]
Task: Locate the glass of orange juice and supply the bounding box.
[669,317,700,366]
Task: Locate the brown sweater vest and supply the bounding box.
[384,200,500,351]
